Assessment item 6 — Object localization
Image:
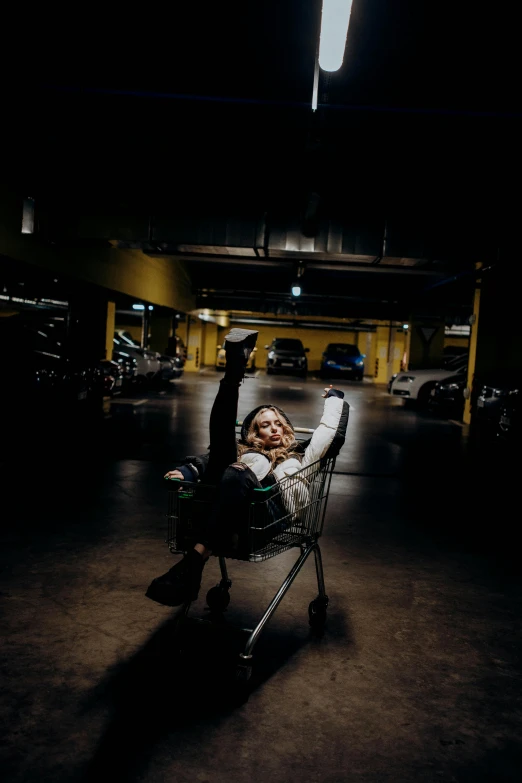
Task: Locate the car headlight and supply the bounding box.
[326,360,336,366]
[356,359,364,366]
[268,351,275,359]
[445,383,460,391]
[398,375,416,382]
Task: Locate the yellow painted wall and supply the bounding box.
[221,321,367,374]
[444,336,470,351]
[0,187,196,313]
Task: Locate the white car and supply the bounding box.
[113,331,162,384]
[389,355,468,404]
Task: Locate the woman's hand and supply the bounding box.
[322,384,345,400]
[164,469,184,480]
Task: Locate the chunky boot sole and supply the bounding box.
[223,329,259,382]
[223,328,258,342]
[224,328,258,349]
[145,550,205,607]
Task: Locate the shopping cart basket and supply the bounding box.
[164,429,336,692]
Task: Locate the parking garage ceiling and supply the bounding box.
[6,1,521,322]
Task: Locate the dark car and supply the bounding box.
[497,388,520,443]
[320,343,365,381]
[474,371,522,436]
[111,348,138,394]
[159,354,184,381]
[0,310,104,433]
[265,338,309,378]
[100,359,124,397]
[428,372,467,419]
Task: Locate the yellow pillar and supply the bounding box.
[374,326,391,383]
[105,300,116,361]
[391,326,407,376]
[184,317,203,372]
[463,263,481,425]
[360,330,375,380]
[203,322,219,366]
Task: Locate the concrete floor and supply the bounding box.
[1,371,521,782]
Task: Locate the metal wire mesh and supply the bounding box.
[166,455,335,562]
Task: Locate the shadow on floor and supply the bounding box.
[76,604,354,783]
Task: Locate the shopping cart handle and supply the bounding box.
[236,420,315,434]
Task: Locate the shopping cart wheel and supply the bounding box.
[206,585,231,612]
[308,597,328,634]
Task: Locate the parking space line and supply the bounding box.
[288,386,303,390]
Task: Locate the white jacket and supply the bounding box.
[239,395,347,519]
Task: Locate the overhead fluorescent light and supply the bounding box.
[318,0,354,72]
[21,197,35,234]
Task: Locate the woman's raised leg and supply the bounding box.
[205,328,258,484]
[145,328,258,607]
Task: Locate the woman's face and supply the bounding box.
[256,409,284,448]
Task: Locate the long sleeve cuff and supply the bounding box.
[177,464,199,482]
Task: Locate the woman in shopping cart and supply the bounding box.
[146,328,349,607]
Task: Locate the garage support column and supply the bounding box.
[105,301,116,362]
[463,264,481,425]
[407,315,445,369]
[203,322,218,366]
[149,315,173,355]
[184,316,203,372]
[68,287,112,362]
[374,326,392,383]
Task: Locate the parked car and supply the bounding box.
[100,359,124,397]
[111,348,138,393]
[319,343,365,380]
[215,343,257,371]
[389,354,468,405]
[427,372,467,419]
[474,371,522,435]
[174,335,187,366]
[113,331,162,385]
[159,354,184,380]
[265,338,309,378]
[0,310,104,428]
[497,388,520,443]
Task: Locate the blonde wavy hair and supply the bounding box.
[237,406,301,467]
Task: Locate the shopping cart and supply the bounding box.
[164,425,337,695]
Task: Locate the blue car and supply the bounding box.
[320,343,365,381]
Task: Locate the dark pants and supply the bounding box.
[200,379,264,552]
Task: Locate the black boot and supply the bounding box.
[145,549,207,607]
[223,328,258,384]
